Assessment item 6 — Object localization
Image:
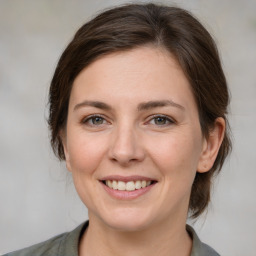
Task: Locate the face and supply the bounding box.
[63,47,210,232]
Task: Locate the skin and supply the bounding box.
[62,47,225,256]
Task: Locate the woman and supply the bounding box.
[5,3,231,256]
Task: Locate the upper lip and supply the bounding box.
[100,175,157,182]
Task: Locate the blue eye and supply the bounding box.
[149,115,174,126]
[82,115,106,126]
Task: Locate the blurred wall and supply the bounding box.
[0,0,256,255]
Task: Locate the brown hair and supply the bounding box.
[48,3,231,218]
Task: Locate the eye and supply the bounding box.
[82,115,107,126]
[148,115,174,126]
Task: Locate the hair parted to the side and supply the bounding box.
[48,3,232,218]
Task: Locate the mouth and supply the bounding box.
[101,179,157,191]
[99,175,158,199]
[100,177,157,200]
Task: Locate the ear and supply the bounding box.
[59,129,72,172]
[197,117,226,173]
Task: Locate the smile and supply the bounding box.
[103,180,153,191]
[100,176,157,199]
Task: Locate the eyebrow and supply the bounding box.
[137,100,185,111]
[74,100,112,111]
[73,99,185,112]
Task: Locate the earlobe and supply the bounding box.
[197,117,225,173]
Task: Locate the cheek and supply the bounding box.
[146,131,202,177]
[66,132,108,205]
[67,131,107,174]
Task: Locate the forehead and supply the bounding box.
[70,47,196,110]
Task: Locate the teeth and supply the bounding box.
[106,180,113,188]
[126,181,135,191]
[117,181,126,191]
[135,180,142,189]
[105,180,152,191]
[141,180,146,188]
[112,180,118,190]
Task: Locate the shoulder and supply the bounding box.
[3,222,88,256]
[3,233,67,256]
[200,242,220,256]
[186,225,221,256]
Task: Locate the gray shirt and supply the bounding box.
[4,221,220,256]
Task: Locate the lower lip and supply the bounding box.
[101,182,156,200]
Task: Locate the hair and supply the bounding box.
[48,3,231,218]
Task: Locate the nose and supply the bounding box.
[108,125,145,166]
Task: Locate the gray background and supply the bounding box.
[0,0,256,255]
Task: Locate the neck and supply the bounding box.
[79,215,192,256]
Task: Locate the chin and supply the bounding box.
[99,208,154,232]
[106,218,151,232]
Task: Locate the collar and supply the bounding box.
[186,225,220,256]
[59,221,219,256]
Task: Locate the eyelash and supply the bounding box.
[81,114,108,126]
[81,114,175,127]
[147,115,175,126]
